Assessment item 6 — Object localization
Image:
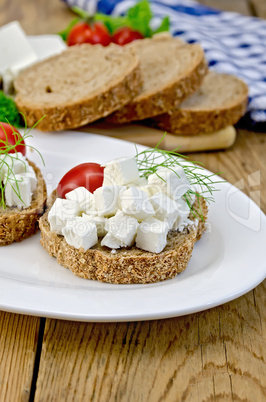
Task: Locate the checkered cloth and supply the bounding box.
[63,0,266,128]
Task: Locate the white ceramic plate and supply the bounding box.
[0,130,265,322]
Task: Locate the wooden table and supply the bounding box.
[0,1,265,401]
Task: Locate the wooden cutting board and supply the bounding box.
[78,122,236,152]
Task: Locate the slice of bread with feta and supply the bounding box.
[0,159,47,245]
[14,43,142,131]
[151,71,248,135]
[39,190,207,284]
[106,35,208,124]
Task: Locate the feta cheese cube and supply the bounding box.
[65,187,97,215]
[120,187,155,221]
[101,232,126,249]
[62,216,98,251]
[139,184,161,198]
[0,21,38,94]
[105,210,139,246]
[48,198,80,235]
[94,185,125,216]
[150,192,180,229]
[4,174,31,208]
[136,217,168,253]
[172,197,194,230]
[148,166,191,200]
[21,165,37,192]
[103,156,139,186]
[127,176,148,187]
[82,213,107,237]
[0,153,27,176]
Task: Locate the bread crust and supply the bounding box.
[106,43,208,124]
[14,44,142,131]
[152,73,248,135]
[0,160,47,245]
[39,191,208,284]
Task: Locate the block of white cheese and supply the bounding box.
[136,217,169,253]
[101,232,126,249]
[0,21,38,93]
[148,166,191,200]
[150,192,180,229]
[173,197,195,231]
[0,153,27,176]
[21,165,37,192]
[4,174,32,209]
[82,213,107,237]
[105,210,139,247]
[102,156,139,186]
[65,187,97,215]
[120,187,155,221]
[94,185,125,216]
[48,198,80,235]
[62,216,98,251]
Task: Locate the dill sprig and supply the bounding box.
[0,116,45,209]
[135,133,224,221]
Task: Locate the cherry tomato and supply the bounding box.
[57,163,104,198]
[0,122,26,156]
[112,27,144,46]
[67,21,112,47]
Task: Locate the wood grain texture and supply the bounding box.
[250,0,266,18]
[0,312,40,402]
[199,0,253,15]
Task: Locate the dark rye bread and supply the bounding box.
[14,44,142,131]
[0,160,47,245]
[39,190,207,284]
[106,36,208,124]
[152,71,248,135]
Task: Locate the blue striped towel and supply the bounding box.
[63,0,266,128]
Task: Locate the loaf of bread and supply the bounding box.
[14,44,142,131]
[106,35,208,124]
[39,190,207,284]
[152,71,248,135]
[0,160,47,245]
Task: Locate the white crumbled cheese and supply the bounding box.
[120,187,155,221]
[94,185,125,216]
[102,156,139,186]
[139,183,162,197]
[4,174,32,209]
[0,21,38,94]
[136,217,168,253]
[148,166,191,200]
[150,192,180,229]
[0,153,27,176]
[127,176,148,187]
[48,198,80,235]
[105,210,139,247]
[172,197,193,230]
[101,232,126,249]
[65,187,97,215]
[62,216,98,251]
[82,213,107,237]
[21,165,37,192]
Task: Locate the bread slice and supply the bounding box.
[0,160,47,245]
[152,71,248,135]
[14,43,142,131]
[39,190,207,284]
[106,36,208,124]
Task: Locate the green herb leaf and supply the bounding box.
[0,91,22,127]
[152,16,170,35]
[126,0,153,37]
[57,17,80,41]
[94,13,127,34]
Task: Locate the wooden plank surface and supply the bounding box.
[0,0,265,401]
[0,312,41,402]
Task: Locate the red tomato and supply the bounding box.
[112,27,144,46]
[67,22,112,47]
[57,163,104,198]
[0,122,26,156]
